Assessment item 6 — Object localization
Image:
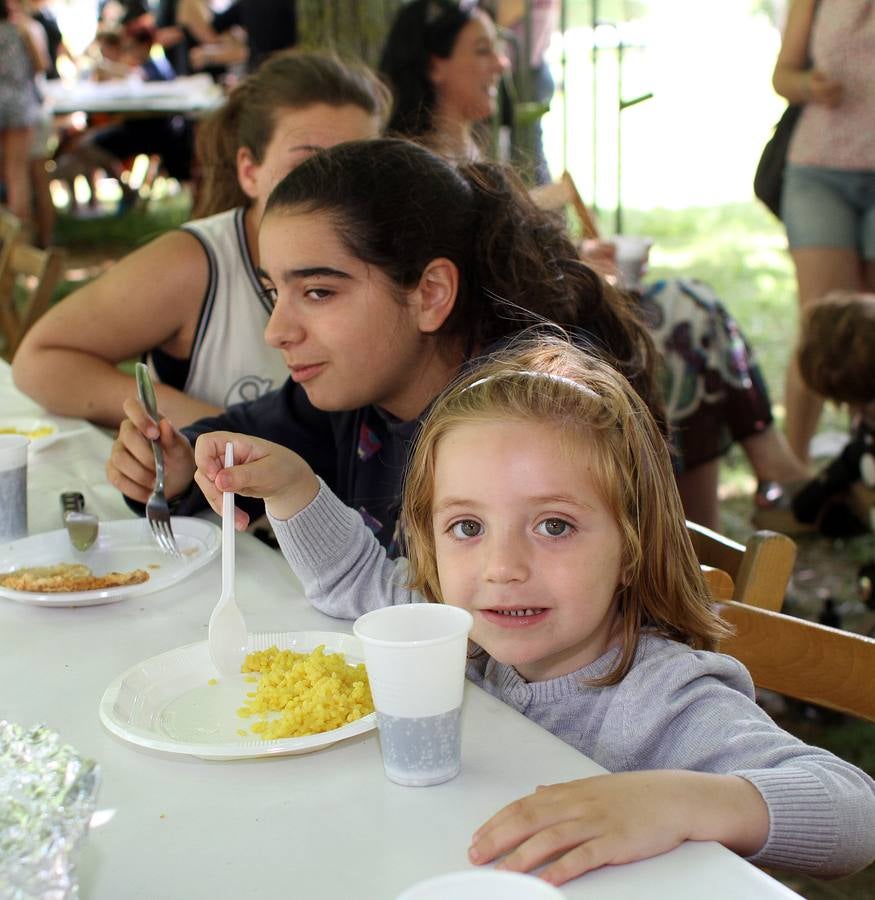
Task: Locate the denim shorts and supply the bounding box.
[782,165,875,258]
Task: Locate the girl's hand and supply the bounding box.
[106,397,196,503]
[468,771,769,886]
[192,431,319,530]
[808,69,843,107]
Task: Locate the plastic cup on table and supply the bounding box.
[396,870,563,899]
[353,603,473,787]
[0,435,28,541]
[610,234,653,290]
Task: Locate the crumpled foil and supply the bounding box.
[0,721,101,900]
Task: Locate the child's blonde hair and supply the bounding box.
[401,335,727,684]
[798,291,875,407]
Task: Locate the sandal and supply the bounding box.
[751,481,819,536]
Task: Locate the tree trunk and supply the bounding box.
[297,0,406,69]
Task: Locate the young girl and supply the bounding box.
[12,50,388,427]
[106,138,661,548]
[785,290,875,534]
[193,335,875,885]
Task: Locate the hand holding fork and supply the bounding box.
[134,363,182,557]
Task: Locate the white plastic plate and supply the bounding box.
[0,517,220,606]
[99,631,376,759]
[0,416,90,452]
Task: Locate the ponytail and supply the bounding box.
[191,83,249,218]
[447,161,665,432]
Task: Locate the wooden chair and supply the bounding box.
[529,171,601,240]
[0,240,65,361]
[0,208,21,285]
[716,599,875,723]
[689,523,875,722]
[687,520,797,612]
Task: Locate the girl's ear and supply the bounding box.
[236,146,260,201]
[428,54,447,89]
[412,257,459,333]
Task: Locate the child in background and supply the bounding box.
[798,290,875,418]
[193,336,875,886]
[787,290,875,534]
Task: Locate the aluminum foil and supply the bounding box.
[0,721,101,900]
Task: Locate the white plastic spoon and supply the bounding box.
[208,441,248,677]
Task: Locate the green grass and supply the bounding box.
[53,193,191,251]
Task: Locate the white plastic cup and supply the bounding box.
[611,235,653,290]
[396,870,563,899]
[0,435,28,541]
[353,603,473,787]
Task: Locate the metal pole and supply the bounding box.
[561,0,568,173]
[616,36,623,234]
[591,0,598,217]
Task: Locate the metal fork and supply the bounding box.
[134,362,181,557]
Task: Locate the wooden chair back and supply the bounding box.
[0,241,65,361]
[0,208,21,286]
[716,599,875,723]
[529,171,601,240]
[690,524,875,722]
[687,520,797,612]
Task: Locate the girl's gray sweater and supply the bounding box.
[268,481,875,877]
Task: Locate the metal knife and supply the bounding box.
[61,492,99,551]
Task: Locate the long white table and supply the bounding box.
[0,361,800,899]
[42,74,224,117]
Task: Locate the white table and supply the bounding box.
[42,74,224,117]
[0,362,800,899]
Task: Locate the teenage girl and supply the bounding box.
[106,138,661,550]
[193,336,875,885]
[12,50,388,428]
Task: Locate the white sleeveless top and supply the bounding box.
[788,0,875,170]
[147,207,288,408]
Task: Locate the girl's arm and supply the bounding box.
[267,480,418,617]
[194,438,414,615]
[176,0,221,45]
[12,230,219,428]
[469,770,768,886]
[470,646,875,882]
[192,431,320,531]
[14,13,48,73]
[772,0,842,106]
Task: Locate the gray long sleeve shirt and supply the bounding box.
[268,481,875,877]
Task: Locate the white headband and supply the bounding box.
[461,370,600,399]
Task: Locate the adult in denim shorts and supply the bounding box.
[773,0,875,464]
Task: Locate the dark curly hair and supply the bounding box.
[265,138,666,432]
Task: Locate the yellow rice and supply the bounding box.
[237,644,373,740]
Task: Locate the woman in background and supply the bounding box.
[379,0,505,163]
